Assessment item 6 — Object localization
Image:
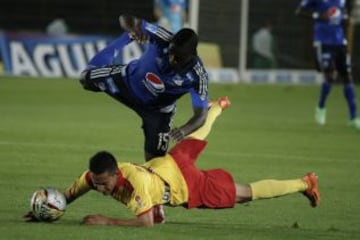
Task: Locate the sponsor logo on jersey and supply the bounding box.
[144,72,165,95]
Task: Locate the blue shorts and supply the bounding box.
[314,43,351,77]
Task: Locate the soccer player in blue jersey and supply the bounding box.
[80,14,209,161]
[296,0,360,129]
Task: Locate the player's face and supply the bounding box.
[168,42,191,68]
[168,43,179,67]
[91,171,117,196]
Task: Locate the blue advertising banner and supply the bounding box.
[0,31,113,77]
[0,31,317,84]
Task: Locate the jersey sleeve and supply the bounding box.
[190,88,208,108]
[190,61,209,108]
[66,171,93,202]
[141,20,173,46]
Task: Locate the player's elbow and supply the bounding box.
[136,211,156,227]
[142,221,155,228]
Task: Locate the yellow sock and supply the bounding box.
[250,179,307,200]
[187,103,222,140]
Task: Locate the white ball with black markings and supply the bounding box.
[30,187,66,222]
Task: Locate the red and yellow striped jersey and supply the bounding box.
[66,153,188,216]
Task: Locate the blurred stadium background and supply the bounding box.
[1,0,360,83]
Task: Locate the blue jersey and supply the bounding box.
[124,21,208,111]
[298,0,347,45]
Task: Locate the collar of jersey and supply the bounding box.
[112,170,134,194]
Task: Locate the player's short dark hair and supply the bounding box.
[89,151,118,175]
[171,28,198,58]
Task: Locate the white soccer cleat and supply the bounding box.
[315,107,326,126]
[349,118,360,130]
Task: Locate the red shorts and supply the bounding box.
[169,139,236,209]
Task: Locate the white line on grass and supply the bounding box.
[0,140,334,162]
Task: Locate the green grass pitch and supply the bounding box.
[0,76,359,240]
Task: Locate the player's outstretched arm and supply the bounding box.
[170,106,208,142]
[82,210,154,227]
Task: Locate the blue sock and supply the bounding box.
[318,82,332,109]
[343,84,357,120]
[87,33,132,68]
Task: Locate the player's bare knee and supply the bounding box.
[235,183,252,203]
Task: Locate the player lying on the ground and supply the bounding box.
[24,97,320,227]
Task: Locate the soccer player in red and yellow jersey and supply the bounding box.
[25,97,320,227]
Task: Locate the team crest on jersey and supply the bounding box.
[135,195,143,210]
[144,72,165,94]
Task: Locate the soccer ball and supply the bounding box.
[30,187,67,222]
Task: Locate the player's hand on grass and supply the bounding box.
[119,14,149,44]
[170,128,185,142]
[23,211,39,222]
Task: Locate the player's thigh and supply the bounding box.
[313,44,336,72]
[141,111,174,155]
[335,45,352,81]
